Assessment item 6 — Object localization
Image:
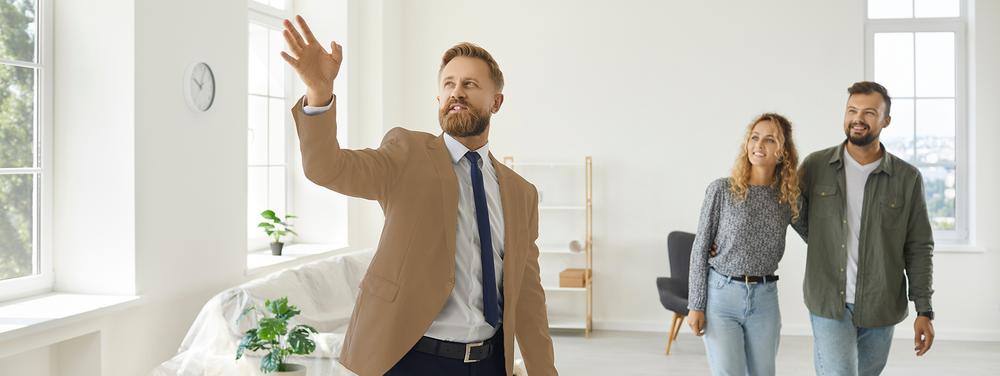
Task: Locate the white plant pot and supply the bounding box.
[275,363,306,375]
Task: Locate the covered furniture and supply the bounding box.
[151,249,529,375]
[151,249,374,376]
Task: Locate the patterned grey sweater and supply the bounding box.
[687,178,792,311]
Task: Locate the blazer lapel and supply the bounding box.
[428,135,459,263]
[490,153,521,301]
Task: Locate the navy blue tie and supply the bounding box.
[465,151,499,327]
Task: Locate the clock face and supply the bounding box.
[186,62,215,111]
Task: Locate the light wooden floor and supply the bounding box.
[543,330,1000,375]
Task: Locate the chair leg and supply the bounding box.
[671,314,685,342]
[666,313,681,355]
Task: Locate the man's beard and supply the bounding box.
[846,122,879,147]
[439,100,491,138]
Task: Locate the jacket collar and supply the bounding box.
[829,140,895,176]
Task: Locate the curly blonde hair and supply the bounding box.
[729,113,801,221]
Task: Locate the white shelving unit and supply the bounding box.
[504,156,593,337]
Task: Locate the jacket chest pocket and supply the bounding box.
[812,184,841,218]
[879,195,906,229]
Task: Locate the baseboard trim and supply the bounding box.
[592,320,1000,342]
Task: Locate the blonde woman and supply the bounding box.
[686,113,801,376]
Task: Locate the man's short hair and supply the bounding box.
[848,81,891,116]
[440,42,504,92]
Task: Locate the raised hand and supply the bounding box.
[280,15,342,106]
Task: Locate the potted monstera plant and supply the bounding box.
[236,297,318,375]
[258,210,297,255]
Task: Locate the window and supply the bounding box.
[245,0,351,258]
[0,0,51,297]
[248,0,292,251]
[865,0,968,242]
[251,0,286,11]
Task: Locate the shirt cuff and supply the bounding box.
[302,94,334,115]
[913,298,933,314]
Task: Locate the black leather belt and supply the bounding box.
[412,331,501,363]
[728,274,779,284]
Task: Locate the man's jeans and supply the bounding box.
[810,303,895,376]
[703,269,781,376]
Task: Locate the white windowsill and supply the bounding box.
[0,293,142,345]
[936,244,988,253]
[246,243,359,276]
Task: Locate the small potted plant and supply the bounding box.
[236,297,318,375]
[258,210,297,256]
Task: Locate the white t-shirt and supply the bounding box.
[844,146,881,304]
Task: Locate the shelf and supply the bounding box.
[507,162,584,168]
[543,286,587,292]
[538,241,586,255]
[548,318,587,330]
[540,248,580,255]
[538,205,586,211]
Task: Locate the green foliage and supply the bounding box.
[287,326,318,354]
[257,210,297,244]
[0,0,37,280]
[924,177,956,230]
[236,297,318,373]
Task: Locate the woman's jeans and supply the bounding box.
[703,268,781,376]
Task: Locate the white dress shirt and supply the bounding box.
[302,99,505,342]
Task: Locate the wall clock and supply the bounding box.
[185,62,215,112]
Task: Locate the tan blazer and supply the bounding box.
[291,98,557,376]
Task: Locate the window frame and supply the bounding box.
[864,0,970,244]
[249,0,290,19]
[0,0,54,301]
[247,1,295,252]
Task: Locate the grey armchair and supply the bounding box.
[656,231,695,355]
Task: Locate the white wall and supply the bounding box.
[1,347,52,375]
[53,0,136,297]
[290,0,351,247]
[362,0,1000,341]
[345,0,407,248]
[114,0,251,373]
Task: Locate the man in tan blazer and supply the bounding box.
[280,16,558,376]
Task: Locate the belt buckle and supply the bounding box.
[463,341,485,363]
